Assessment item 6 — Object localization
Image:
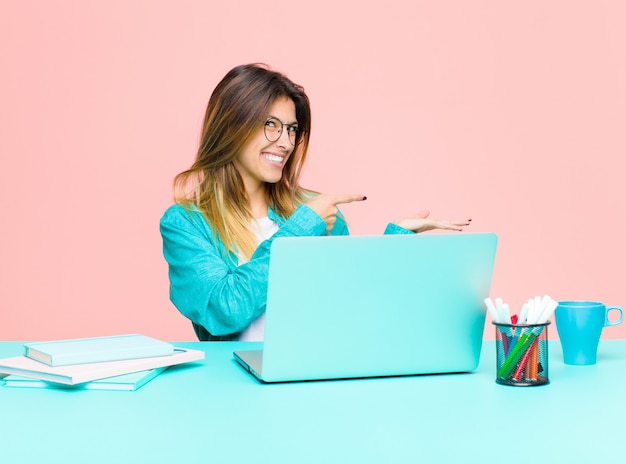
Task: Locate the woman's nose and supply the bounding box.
[276,127,292,147]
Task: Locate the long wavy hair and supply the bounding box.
[173,64,312,260]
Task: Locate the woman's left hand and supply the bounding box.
[393,209,472,233]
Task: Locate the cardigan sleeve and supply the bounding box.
[160,204,332,336]
[383,222,414,235]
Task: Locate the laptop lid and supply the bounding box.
[234,232,498,382]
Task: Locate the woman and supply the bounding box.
[160,63,470,341]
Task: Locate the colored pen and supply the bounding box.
[512,335,537,381]
[511,351,529,381]
[497,332,531,379]
[497,326,544,379]
[528,340,539,380]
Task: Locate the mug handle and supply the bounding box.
[605,306,624,326]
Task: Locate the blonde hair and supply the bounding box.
[173,64,312,260]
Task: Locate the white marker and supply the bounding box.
[502,303,512,324]
[495,298,508,323]
[538,298,558,324]
[518,302,530,325]
[484,298,499,323]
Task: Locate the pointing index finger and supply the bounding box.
[332,194,367,205]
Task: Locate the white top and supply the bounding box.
[237,216,279,341]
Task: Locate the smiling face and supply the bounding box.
[233,96,297,195]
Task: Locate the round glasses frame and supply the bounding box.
[263,117,305,146]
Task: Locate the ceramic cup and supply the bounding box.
[555,301,623,365]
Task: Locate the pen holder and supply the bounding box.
[494,322,550,387]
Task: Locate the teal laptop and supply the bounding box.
[234,233,498,382]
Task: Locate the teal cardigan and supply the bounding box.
[160,203,411,340]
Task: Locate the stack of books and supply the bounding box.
[0,334,205,391]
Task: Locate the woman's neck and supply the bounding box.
[246,184,269,219]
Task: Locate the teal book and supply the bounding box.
[24,334,175,366]
[2,367,167,391]
[0,348,204,384]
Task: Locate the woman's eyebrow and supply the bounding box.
[268,115,298,125]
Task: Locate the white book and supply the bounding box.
[2,367,167,391]
[0,348,204,385]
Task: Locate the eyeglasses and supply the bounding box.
[263,117,303,146]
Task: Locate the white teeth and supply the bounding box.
[264,154,284,163]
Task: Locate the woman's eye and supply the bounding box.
[287,125,298,133]
[265,119,278,128]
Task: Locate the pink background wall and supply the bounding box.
[1,1,624,341]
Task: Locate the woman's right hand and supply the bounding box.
[305,194,367,232]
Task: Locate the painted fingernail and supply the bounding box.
[362,196,367,201]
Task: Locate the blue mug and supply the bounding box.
[555,301,623,365]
